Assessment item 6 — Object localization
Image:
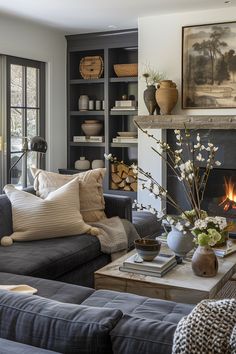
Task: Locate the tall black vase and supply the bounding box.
[143,85,160,115]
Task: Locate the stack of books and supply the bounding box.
[111,99,137,111]
[112,137,138,144]
[213,240,236,257]
[119,252,177,277]
[73,136,104,143]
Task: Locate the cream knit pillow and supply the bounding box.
[1,177,98,246]
[31,168,106,222]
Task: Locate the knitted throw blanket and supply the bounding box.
[172,299,236,354]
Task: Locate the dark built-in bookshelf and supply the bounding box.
[65,29,138,198]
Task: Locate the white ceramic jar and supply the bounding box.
[78,95,89,111]
[75,157,90,170]
[91,159,104,169]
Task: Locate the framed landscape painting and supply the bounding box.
[182,21,236,109]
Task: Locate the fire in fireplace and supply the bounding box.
[219,178,236,212]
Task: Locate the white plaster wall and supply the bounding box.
[0,14,66,172]
[138,6,236,211]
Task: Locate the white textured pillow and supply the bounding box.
[2,177,98,246]
[31,168,106,222]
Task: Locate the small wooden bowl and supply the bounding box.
[134,239,161,261]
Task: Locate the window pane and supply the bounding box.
[27,67,38,108]
[27,109,38,138]
[11,64,23,107]
[10,108,23,152]
[10,152,23,185]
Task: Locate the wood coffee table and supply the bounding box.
[94,248,236,304]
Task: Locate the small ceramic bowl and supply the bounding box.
[134,239,161,262]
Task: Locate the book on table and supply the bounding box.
[119,252,177,277]
[213,240,236,257]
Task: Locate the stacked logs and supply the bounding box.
[110,163,137,192]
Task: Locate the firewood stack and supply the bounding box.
[110,163,137,192]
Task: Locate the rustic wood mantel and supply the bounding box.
[134,115,236,129]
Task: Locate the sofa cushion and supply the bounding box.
[0,272,95,304]
[132,211,161,238]
[0,234,101,279]
[0,290,122,354]
[3,178,93,245]
[82,290,193,354]
[32,168,106,222]
[82,289,193,322]
[0,338,58,354]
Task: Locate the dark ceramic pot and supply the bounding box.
[143,85,160,115]
[191,246,218,277]
[135,239,161,261]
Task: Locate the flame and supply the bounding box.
[219,178,236,211]
[224,178,236,202]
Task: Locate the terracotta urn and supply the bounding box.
[155,80,178,115]
[191,246,218,277]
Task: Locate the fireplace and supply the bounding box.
[167,129,236,220]
[201,169,236,219]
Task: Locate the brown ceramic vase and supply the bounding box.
[191,246,218,277]
[155,80,178,115]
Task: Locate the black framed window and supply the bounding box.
[6,56,45,187]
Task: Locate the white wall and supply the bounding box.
[138,6,236,211]
[0,14,66,172]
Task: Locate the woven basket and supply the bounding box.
[80,56,104,79]
[113,63,138,77]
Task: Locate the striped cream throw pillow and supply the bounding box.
[31,168,106,222]
[1,177,97,246]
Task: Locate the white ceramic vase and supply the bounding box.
[167,226,195,258]
[91,160,104,169]
[74,157,90,170]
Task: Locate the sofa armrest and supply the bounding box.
[104,194,132,221]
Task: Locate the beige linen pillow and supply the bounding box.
[1,177,98,246]
[31,168,106,222]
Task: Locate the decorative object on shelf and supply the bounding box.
[155,80,178,114]
[95,100,101,110]
[81,120,103,136]
[142,66,165,115]
[102,100,105,110]
[91,159,104,169]
[79,56,104,79]
[111,96,137,112]
[88,100,94,110]
[78,95,89,111]
[113,132,138,144]
[74,157,90,170]
[167,226,194,258]
[182,21,236,109]
[134,239,161,261]
[144,85,159,115]
[113,63,138,77]
[73,135,104,143]
[117,132,137,138]
[192,246,218,277]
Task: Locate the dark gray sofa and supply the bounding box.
[0,272,193,354]
[0,189,161,287]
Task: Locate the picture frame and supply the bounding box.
[182,21,236,109]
